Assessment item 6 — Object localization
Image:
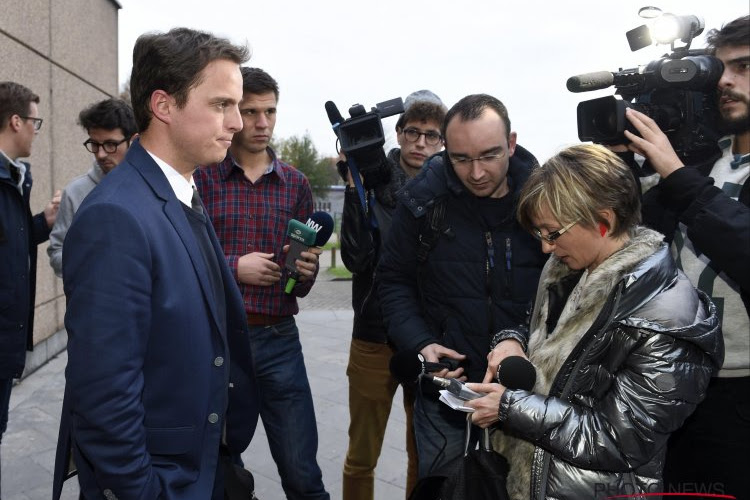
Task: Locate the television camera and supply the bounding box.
[325,98,404,189]
[568,9,724,163]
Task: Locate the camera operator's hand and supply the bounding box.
[420,342,467,381]
[237,252,282,286]
[624,108,684,178]
[483,339,526,384]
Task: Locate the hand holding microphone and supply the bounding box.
[467,355,536,428]
[389,349,464,385]
[283,211,335,294]
[484,338,527,383]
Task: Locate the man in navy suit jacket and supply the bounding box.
[52,28,259,500]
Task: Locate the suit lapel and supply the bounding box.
[126,142,224,339]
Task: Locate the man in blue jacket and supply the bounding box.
[53,28,260,499]
[0,81,59,496]
[378,94,547,477]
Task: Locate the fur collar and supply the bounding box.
[528,226,665,394]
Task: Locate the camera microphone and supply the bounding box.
[325,101,345,131]
[283,212,334,294]
[566,71,615,93]
[389,350,460,385]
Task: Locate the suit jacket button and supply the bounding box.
[214,356,224,367]
[208,413,219,424]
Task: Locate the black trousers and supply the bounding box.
[663,376,750,498]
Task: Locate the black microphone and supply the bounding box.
[283,212,335,294]
[325,101,345,131]
[309,211,334,247]
[389,350,460,384]
[496,356,536,391]
[566,71,615,93]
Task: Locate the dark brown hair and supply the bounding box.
[0,81,40,131]
[130,27,250,132]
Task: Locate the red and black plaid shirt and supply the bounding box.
[195,148,315,317]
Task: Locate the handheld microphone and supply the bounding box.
[284,212,335,294]
[427,376,483,401]
[566,71,615,93]
[284,220,316,293]
[496,356,536,391]
[389,350,460,385]
[309,211,335,247]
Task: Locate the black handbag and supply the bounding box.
[408,416,510,500]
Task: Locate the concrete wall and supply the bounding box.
[0,0,121,375]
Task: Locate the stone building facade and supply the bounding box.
[1,0,121,376]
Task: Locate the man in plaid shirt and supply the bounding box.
[195,67,329,500]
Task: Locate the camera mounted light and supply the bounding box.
[627,7,704,53]
[651,14,704,45]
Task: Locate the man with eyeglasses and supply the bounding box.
[47,98,136,277]
[339,89,446,500]
[378,93,547,479]
[0,81,60,495]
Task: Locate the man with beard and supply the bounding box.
[623,15,749,497]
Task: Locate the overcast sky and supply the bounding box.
[117,0,749,163]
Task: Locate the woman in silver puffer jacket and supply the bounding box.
[466,144,724,500]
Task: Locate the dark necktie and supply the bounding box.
[191,186,203,214]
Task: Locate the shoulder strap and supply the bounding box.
[416,197,446,263]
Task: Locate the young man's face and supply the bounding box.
[168,58,244,170]
[716,44,750,133]
[232,91,277,155]
[396,118,443,170]
[445,108,516,199]
[86,127,130,174]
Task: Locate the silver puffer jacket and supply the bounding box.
[492,228,723,500]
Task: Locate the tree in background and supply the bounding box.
[277,133,338,201]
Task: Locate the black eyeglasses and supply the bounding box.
[20,116,43,131]
[533,221,577,244]
[402,128,443,146]
[83,138,129,154]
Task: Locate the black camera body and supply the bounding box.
[326,98,404,189]
[570,14,724,163]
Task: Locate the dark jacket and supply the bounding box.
[377,146,547,382]
[53,141,259,500]
[493,228,723,499]
[340,148,412,343]
[0,155,50,378]
[628,146,750,316]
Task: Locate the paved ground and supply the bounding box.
[2,257,412,499]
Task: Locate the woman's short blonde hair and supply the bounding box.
[517,144,641,237]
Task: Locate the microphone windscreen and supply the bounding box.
[497,356,536,391]
[325,101,345,127]
[566,71,615,93]
[309,211,334,247]
[389,350,423,384]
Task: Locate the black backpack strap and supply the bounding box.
[416,198,446,264]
